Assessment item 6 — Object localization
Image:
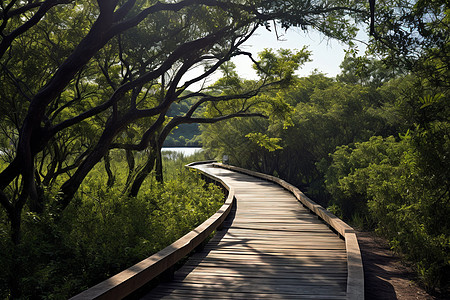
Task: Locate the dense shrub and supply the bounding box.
[0,166,223,298]
[325,128,449,291]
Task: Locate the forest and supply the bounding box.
[0,0,448,298]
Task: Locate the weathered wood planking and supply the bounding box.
[142,164,348,299]
[70,161,234,300]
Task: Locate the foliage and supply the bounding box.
[354,6,450,290]
[337,49,402,87]
[325,128,449,290]
[324,136,407,222]
[203,72,391,203]
[0,160,223,298]
[245,133,283,152]
[369,0,449,88]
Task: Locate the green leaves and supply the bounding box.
[369,0,449,89]
[257,0,365,41]
[254,47,311,82]
[419,93,444,109]
[325,128,450,290]
[245,132,283,151]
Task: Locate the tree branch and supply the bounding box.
[0,2,43,20]
[180,24,258,91]
[158,112,267,147]
[49,27,230,136]
[0,0,72,59]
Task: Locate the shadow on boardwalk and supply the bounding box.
[143,167,347,299]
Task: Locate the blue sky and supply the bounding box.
[233,27,347,78]
[232,26,369,79]
[184,26,368,89]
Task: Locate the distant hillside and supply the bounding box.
[164,123,201,146]
[164,95,202,147]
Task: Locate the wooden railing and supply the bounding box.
[214,163,364,300]
[71,162,364,300]
[70,161,233,300]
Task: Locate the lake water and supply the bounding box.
[1,148,203,158]
[161,147,203,156]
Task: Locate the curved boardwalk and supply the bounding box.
[143,164,347,299]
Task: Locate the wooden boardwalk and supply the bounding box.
[143,164,347,299]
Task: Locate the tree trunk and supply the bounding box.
[29,170,45,214]
[59,133,113,210]
[124,149,135,189]
[129,149,157,197]
[155,142,163,184]
[9,208,23,299]
[104,151,115,188]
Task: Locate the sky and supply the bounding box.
[232,27,348,79]
[184,26,369,90]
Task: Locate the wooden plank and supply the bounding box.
[173,274,347,285]
[184,258,346,267]
[141,163,350,299]
[150,286,346,297]
[145,289,347,300]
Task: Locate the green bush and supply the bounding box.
[0,166,223,299]
[325,128,450,291]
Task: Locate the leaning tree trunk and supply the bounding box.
[124,149,135,189]
[28,170,45,214]
[154,142,163,184]
[58,123,118,210]
[104,151,115,188]
[128,147,157,197]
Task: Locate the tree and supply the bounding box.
[369,0,449,87]
[337,50,402,87]
[203,72,393,204]
[326,1,450,286]
[324,131,449,290]
[0,1,366,296]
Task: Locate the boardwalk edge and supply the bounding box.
[213,163,364,300]
[70,161,234,300]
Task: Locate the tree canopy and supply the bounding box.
[0,0,369,297]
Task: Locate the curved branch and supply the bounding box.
[180,24,258,91]
[109,112,167,151]
[112,0,137,22]
[235,50,265,73]
[0,2,43,19]
[158,112,267,147]
[0,0,72,59]
[0,62,32,101]
[50,27,230,135]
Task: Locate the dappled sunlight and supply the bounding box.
[144,164,347,299]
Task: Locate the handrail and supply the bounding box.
[213,163,364,300]
[70,162,234,300]
[71,162,363,300]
